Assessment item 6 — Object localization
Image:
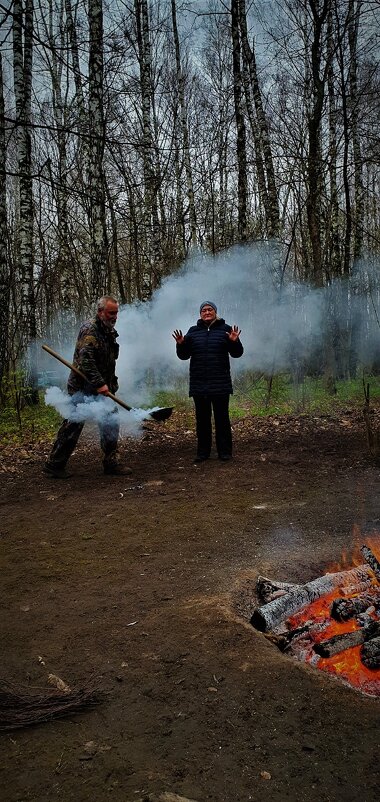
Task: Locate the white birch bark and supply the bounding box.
[0,49,9,388]
[13,0,38,398]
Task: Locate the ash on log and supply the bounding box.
[341,580,372,596]
[360,544,380,582]
[256,576,300,604]
[361,636,380,670]
[251,565,375,633]
[331,589,380,622]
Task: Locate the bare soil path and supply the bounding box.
[0,411,379,802]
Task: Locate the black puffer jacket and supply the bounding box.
[176,317,243,396]
[67,316,119,395]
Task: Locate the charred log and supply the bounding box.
[314,629,366,657]
[251,565,374,633]
[282,621,328,653]
[331,589,380,621]
[314,621,380,658]
[361,636,380,670]
[361,545,380,582]
[256,576,299,604]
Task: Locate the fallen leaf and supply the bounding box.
[48,673,71,693]
[260,770,271,780]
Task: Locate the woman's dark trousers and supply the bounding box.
[193,394,232,459]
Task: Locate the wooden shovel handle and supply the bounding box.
[41,344,133,412]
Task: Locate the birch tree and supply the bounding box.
[0,49,9,392]
[13,0,38,400]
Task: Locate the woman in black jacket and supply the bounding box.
[173,302,243,462]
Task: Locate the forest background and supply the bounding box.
[1,0,380,411]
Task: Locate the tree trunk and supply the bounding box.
[326,7,341,278]
[88,0,108,299]
[348,0,364,263]
[13,0,38,402]
[45,0,72,307]
[171,0,197,249]
[0,50,9,393]
[305,0,330,289]
[231,0,247,242]
[237,0,280,239]
[135,0,162,295]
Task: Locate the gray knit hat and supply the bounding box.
[200,301,217,314]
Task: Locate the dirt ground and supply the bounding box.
[0,408,379,802]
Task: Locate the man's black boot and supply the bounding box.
[104,464,133,476]
[42,462,72,479]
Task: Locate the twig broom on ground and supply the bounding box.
[0,679,104,731]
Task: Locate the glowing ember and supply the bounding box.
[288,588,380,697]
[252,538,380,697]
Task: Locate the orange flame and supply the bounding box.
[326,531,380,573]
[288,537,380,697]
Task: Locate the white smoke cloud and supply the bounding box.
[39,243,380,409]
[44,387,150,438]
[116,244,326,403]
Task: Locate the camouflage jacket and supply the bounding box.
[67,316,120,395]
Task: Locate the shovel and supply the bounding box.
[41,344,174,422]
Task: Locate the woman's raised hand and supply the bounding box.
[227,325,241,342]
[172,329,185,345]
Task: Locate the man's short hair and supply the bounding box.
[97,295,118,311]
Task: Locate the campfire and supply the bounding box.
[250,542,380,697]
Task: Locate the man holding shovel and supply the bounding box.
[43,296,132,478]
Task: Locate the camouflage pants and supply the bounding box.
[47,414,119,470]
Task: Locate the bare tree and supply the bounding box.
[88,0,108,298]
[231,0,247,242]
[237,0,280,239]
[13,0,38,400]
[134,0,162,295]
[0,49,9,392]
[171,0,197,248]
[348,0,364,262]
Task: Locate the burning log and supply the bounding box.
[331,589,380,622]
[361,637,380,670]
[251,565,374,633]
[360,544,380,582]
[313,621,380,658]
[256,576,299,604]
[341,580,372,596]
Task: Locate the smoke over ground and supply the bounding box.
[115,244,380,404]
[44,387,152,437]
[41,244,380,411]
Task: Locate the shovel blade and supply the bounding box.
[149,406,174,422]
